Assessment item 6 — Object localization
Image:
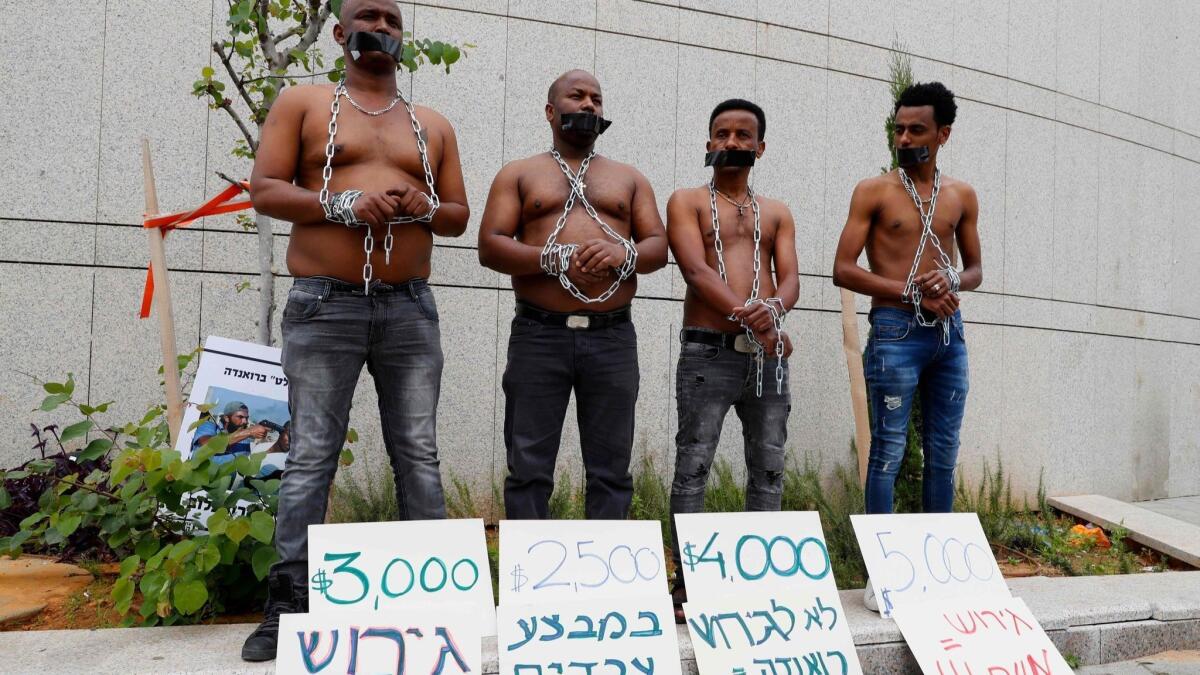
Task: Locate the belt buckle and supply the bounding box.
[566,315,591,330]
[733,334,756,353]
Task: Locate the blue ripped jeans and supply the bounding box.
[864,307,969,515]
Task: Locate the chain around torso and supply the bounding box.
[510,152,641,312]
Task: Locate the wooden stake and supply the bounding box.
[840,288,872,487]
[142,138,185,446]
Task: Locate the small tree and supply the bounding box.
[192,0,469,345]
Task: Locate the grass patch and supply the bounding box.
[327,449,1172,592]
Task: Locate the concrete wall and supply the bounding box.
[2,1,1198,507]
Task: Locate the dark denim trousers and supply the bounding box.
[863,307,970,515]
[501,307,639,520]
[669,328,791,577]
[273,277,446,580]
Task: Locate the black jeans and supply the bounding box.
[502,304,640,519]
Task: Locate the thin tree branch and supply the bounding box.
[273,25,305,45]
[295,1,333,54]
[213,41,257,113]
[256,0,285,71]
[220,98,260,153]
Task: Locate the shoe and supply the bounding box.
[671,578,687,625]
[241,570,307,662]
[863,578,879,613]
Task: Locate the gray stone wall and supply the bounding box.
[2,1,1197,507]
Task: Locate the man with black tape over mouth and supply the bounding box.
[242,0,470,661]
[664,98,800,622]
[831,82,983,613]
[478,69,668,521]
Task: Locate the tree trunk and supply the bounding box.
[256,211,274,345]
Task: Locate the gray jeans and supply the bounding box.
[273,276,446,580]
[669,328,791,578]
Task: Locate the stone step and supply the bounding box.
[1049,493,1200,568]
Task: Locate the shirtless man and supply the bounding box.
[831,82,982,610]
[241,0,469,661]
[478,70,668,520]
[666,98,799,617]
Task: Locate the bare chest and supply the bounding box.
[699,201,779,252]
[520,167,634,224]
[300,107,436,180]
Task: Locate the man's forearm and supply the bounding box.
[680,264,744,317]
[250,178,326,224]
[633,234,668,274]
[478,234,546,276]
[832,263,906,301]
[958,265,983,293]
[428,201,470,237]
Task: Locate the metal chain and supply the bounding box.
[898,167,955,344]
[707,180,785,397]
[318,81,441,293]
[541,149,638,304]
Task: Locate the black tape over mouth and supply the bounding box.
[346,31,405,64]
[896,146,931,166]
[704,150,757,167]
[560,112,612,135]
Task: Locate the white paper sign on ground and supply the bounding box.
[308,519,496,635]
[175,336,291,524]
[893,596,1072,675]
[674,512,837,600]
[277,604,481,675]
[684,591,864,675]
[499,520,667,605]
[850,513,1009,617]
[498,596,682,675]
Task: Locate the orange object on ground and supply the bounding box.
[1068,523,1112,549]
[139,181,253,318]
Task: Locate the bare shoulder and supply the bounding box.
[492,154,547,188]
[667,185,708,210]
[855,173,892,195]
[595,154,649,183]
[273,83,335,113]
[412,104,455,137]
[939,174,978,202]
[754,194,794,222]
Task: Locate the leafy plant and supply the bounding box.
[0,371,284,626]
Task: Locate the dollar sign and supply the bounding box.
[510,564,528,592]
[311,568,333,597]
[682,542,698,572]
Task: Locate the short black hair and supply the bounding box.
[894,81,957,127]
[709,98,766,141]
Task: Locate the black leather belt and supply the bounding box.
[515,302,631,330]
[680,328,756,353]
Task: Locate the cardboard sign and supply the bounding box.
[685,591,864,675]
[674,512,837,599]
[850,513,1009,617]
[892,596,1072,675]
[499,520,667,605]
[175,336,291,523]
[277,605,481,675]
[308,519,497,635]
[498,596,682,675]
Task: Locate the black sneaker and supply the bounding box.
[241,570,306,662]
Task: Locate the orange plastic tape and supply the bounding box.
[139,181,254,318]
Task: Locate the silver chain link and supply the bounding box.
[707,180,785,397]
[318,81,441,293]
[540,149,638,304]
[898,167,956,344]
